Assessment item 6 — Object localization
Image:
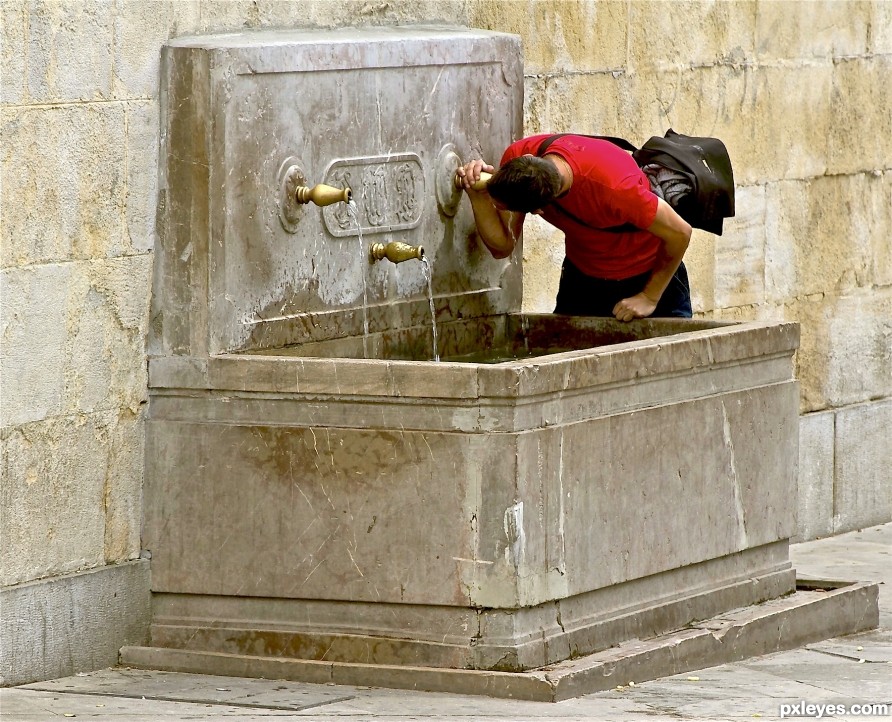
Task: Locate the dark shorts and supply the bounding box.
[553,258,693,318]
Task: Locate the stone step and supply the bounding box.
[120,579,878,703]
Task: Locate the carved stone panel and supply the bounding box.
[323,154,425,236]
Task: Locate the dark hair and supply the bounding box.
[487,156,562,213]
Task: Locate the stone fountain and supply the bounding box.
[122,27,878,700]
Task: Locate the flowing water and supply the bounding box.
[346,201,370,358]
[420,256,439,362]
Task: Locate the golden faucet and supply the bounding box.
[295,183,353,207]
[453,171,492,191]
[369,242,425,264]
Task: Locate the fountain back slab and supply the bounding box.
[135,26,878,700]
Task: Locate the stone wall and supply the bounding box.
[1,0,889,685]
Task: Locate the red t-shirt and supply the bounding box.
[500,135,660,279]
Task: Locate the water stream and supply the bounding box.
[346,201,370,358]
[420,256,439,362]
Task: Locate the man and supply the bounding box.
[456,134,693,322]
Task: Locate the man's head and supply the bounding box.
[487,155,562,213]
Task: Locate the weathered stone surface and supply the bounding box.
[468,0,628,76]
[1,257,151,427]
[0,4,26,106]
[629,0,757,72]
[714,184,766,309]
[197,0,467,33]
[111,1,200,99]
[833,399,892,534]
[1,105,127,266]
[124,102,160,253]
[755,0,872,60]
[794,290,892,412]
[684,229,717,315]
[729,63,834,184]
[539,73,651,142]
[25,1,114,102]
[0,561,150,687]
[872,0,892,53]
[827,57,892,176]
[765,174,892,301]
[796,410,835,542]
[0,410,143,587]
[520,217,562,313]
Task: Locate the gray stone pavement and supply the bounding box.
[2,524,889,722]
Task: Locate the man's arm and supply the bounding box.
[612,198,692,321]
[457,160,524,259]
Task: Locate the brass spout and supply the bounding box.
[454,171,492,191]
[295,183,353,207]
[370,241,424,264]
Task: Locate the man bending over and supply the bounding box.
[457,134,693,322]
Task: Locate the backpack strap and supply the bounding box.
[537,133,638,156]
[536,134,640,233]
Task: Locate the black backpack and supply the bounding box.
[537,130,735,235]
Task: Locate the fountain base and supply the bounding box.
[121,579,877,701]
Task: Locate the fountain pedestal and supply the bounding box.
[126,28,878,699]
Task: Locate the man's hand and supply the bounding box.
[613,292,658,322]
[456,159,495,192]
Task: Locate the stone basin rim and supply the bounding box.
[224,318,799,367]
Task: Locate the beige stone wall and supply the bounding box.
[0,0,888,609]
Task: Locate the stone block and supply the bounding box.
[111,1,200,99]
[755,0,872,60]
[1,413,111,587]
[827,57,892,176]
[872,0,892,53]
[468,0,628,75]
[629,0,756,72]
[1,105,127,267]
[540,74,645,141]
[793,290,892,412]
[0,265,69,425]
[522,76,548,136]
[196,0,466,34]
[125,102,160,253]
[795,411,835,542]
[833,399,892,534]
[728,64,833,184]
[823,291,892,407]
[0,561,150,686]
[520,217,562,313]
[764,175,886,301]
[686,229,716,315]
[1,258,151,427]
[714,184,765,309]
[763,181,798,303]
[103,412,145,563]
[25,1,114,102]
[1,4,26,105]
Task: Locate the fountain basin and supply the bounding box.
[145,315,801,671]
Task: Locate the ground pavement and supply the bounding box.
[2,524,889,722]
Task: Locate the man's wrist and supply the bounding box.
[641,289,661,304]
